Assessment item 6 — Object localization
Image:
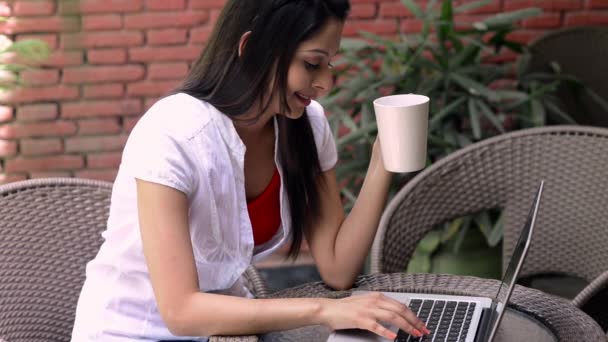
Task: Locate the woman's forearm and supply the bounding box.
[169,293,328,337]
[171,287,428,341]
[329,155,392,288]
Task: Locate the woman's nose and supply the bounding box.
[313,68,333,95]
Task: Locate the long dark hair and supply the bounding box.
[177,0,350,258]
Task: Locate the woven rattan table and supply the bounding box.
[211,273,605,342]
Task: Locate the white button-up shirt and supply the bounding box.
[71,93,338,341]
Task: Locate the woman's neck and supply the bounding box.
[233,112,275,147]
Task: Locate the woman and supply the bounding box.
[72,0,429,341]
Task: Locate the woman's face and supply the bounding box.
[270,18,344,119]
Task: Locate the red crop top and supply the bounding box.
[247,168,281,246]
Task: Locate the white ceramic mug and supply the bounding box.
[373,94,429,173]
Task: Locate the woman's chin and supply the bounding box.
[281,109,305,119]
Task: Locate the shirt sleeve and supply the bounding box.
[120,113,195,196]
[308,101,338,172]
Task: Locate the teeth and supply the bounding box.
[297,93,311,100]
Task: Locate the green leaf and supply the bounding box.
[441,218,464,243]
[544,100,576,124]
[494,90,529,102]
[450,43,481,68]
[474,212,492,240]
[585,87,608,114]
[486,211,504,247]
[476,99,505,133]
[406,252,432,273]
[0,63,29,72]
[400,0,425,19]
[516,52,531,79]
[418,76,443,96]
[426,0,440,15]
[438,0,454,45]
[336,161,369,181]
[340,187,358,203]
[448,34,464,52]
[475,8,542,31]
[428,134,458,149]
[503,41,524,54]
[454,0,492,13]
[339,38,369,51]
[530,99,546,126]
[452,217,472,253]
[487,27,512,53]
[359,31,393,46]
[451,73,499,102]
[339,75,377,103]
[468,98,482,139]
[336,122,378,146]
[549,61,562,73]
[4,39,50,61]
[429,97,466,129]
[416,230,442,253]
[521,71,580,84]
[455,133,473,147]
[336,110,359,132]
[361,102,374,127]
[429,47,449,70]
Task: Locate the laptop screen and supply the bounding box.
[486,181,544,341]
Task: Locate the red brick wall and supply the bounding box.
[1,0,607,184]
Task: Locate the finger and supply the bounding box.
[371,308,422,338]
[375,296,429,333]
[363,319,398,341]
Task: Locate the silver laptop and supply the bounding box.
[328,181,544,342]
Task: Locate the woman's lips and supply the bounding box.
[295,92,312,106]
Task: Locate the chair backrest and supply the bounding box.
[525,26,608,127]
[370,125,608,285]
[0,178,113,341]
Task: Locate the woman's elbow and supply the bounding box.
[161,303,214,337]
[162,308,195,336]
[320,272,356,291]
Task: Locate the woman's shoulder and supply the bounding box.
[306,100,331,130]
[306,100,331,131]
[306,100,337,170]
[134,92,215,140]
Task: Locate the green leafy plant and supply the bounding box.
[322,0,607,276]
[0,16,50,90]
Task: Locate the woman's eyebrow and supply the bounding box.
[303,48,338,57]
[304,49,330,56]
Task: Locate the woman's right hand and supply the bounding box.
[318,293,431,340]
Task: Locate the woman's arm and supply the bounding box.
[305,139,392,290]
[137,179,322,336]
[136,178,426,339]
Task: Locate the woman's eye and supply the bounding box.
[305,61,320,70]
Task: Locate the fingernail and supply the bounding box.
[424,328,431,335]
[412,329,422,337]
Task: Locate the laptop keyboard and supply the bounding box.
[395,299,476,342]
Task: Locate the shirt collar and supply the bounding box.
[210,104,281,161]
[209,104,246,154]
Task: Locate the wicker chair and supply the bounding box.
[523,26,608,127]
[0,178,269,342]
[370,125,608,331]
